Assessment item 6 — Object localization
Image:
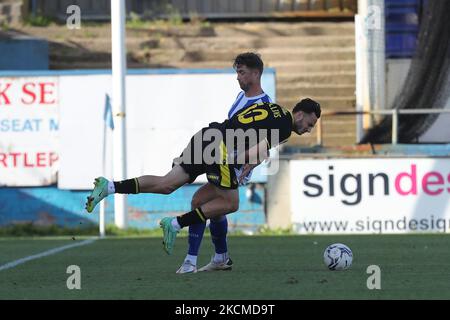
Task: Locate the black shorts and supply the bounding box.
[172,126,238,190]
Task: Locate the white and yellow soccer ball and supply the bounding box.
[323,243,353,271]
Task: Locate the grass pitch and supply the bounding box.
[1,234,450,300]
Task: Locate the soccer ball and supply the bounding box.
[323,243,353,271]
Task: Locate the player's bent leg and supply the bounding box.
[159,166,199,255]
[189,185,218,246]
[177,183,217,273]
[191,183,220,210]
[158,166,195,255]
[196,187,237,271]
[138,165,191,194]
[199,215,233,272]
[85,165,191,213]
[161,186,238,255]
[210,216,229,258]
[200,187,239,219]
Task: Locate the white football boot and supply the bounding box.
[198,257,233,272]
[176,260,197,274]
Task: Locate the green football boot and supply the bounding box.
[85,177,109,213]
[160,217,179,255]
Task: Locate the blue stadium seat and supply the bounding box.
[385,0,424,58]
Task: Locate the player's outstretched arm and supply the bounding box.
[238,139,269,184]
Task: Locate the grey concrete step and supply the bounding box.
[269,60,355,73]
[50,59,351,74]
[277,96,356,110]
[261,47,355,60]
[277,72,356,85]
[156,35,355,50]
[131,59,356,74]
[169,61,355,74]
[50,61,356,77]
[213,22,355,37]
[129,22,356,38]
[121,48,356,66]
[37,22,355,41]
[64,35,355,52]
[178,47,355,63]
[278,84,355,98]
[319,118,357,135]
[287,134,357,147]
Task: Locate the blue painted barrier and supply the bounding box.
[0,37,49,70]
[0,184,265,231]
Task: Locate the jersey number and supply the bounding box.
[237,104,269,124]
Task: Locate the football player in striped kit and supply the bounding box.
[84,53,321,272]
[86,99,321,261]
[176,52,273,274]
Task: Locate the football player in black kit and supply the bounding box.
[85,98,321,256]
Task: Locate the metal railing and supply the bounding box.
[316,108,450,145]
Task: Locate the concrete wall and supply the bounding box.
[385,58,411,109]
[266,159,292,229]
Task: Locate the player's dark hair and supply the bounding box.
[293,98,321,119]
[233,52,264,75]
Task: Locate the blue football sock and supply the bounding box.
[188,222,206,256]
[210,216,228,254]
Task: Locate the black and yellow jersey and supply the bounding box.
[220,102,293,149]
[175,102,294,189]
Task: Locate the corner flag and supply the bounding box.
[104,94,114,130]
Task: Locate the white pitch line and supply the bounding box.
[0,238,98,272]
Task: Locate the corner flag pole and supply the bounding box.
[99,106,106,237]
[99,94,113,237]
[111,0,127,229]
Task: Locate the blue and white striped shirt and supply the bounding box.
[228,91,273,185]
[228,91,272,119]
